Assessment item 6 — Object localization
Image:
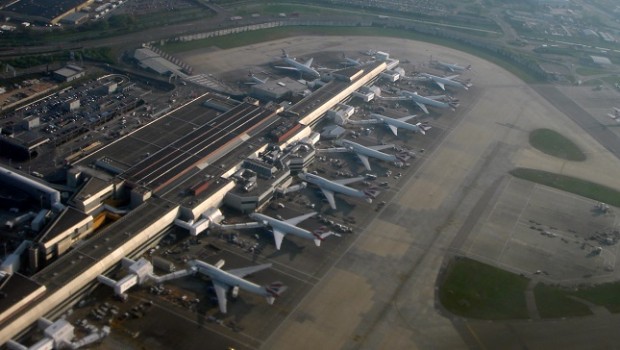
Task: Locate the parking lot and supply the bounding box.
[464,177,620,283]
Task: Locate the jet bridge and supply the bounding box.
[6,317,110,350]
[97,257,193,298]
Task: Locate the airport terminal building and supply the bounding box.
[0,60,389,344]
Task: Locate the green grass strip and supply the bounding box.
[572,282,620,313]
[529,128,586,161]
[510,168,620,207]
[439,257,530,319]
[534,283,592,318]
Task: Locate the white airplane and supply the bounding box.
[318,139,401,171]
[381,89,456,114]
[298,172,378,210]
[244,71,268,85]
[274,49,320,78]
[432,58,471,72]
[368,113,430,136]
[248,212,339,250]
[188,259,286,314]
[340,53,362,67]
[418,73,471,91]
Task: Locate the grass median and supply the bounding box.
[533,284,592,318]
[439,257,529,319]
[509,168,620,207]
[529,128,586,161]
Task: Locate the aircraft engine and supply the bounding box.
[231,285,240,299]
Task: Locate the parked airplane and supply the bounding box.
[605,107,620,123]
[248,212,339,250]
[340,53,362,67]
[380,89,456,114]
[431,57,471,72]
[318,139,401,171]
[298,172,378,210]
[368,113,429,136]
[274,49,320,78]
[244,71,268,85]
[188,259,286,314]
[418,73,471,91]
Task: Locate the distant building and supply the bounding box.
[133,48,182,76]
[21,116,40,130]
[590,55,612,66]
[53,65,85,82]
[250,77,308,100]
[59,11,89,25]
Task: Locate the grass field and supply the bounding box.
[534,282,620,315]
[533,283,592,318]
[160,25,540,83]
[529,128,586,161]
[439,257,530,319]
[509,168,620,207]
[573,282,620,313]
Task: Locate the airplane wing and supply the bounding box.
[356,154,371,171]
[284,212,317,226]
[426,95,446,100]
[377,96,408,101]
[272,229,285,250]
[316,147,348,154]
[274,65,301,73]
[303,57,314,67]
[333,176,365,185]
[446,75,459,80]
[321,188,337,210]
[227,263,272,278]
[416,102,429,114]
[212,280,229,314]
[351,118,381,125]
[434,81,446,91]
[398,115,416,122]
[367,144,394,151]
[387,124,398,136]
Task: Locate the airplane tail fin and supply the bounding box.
[416,122,430,135]
[466,64,472,70]
[281,49,289,58]
[313,227,341,246]
[265,282,287,304]
[363,188,380,200]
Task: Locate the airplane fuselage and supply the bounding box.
[420,73,468,90]
[249,213,317,242]
[341,140,397,163]
[283,57,320,78]
[370,114,424,134]
[400,90,450,109]
[189,260,269,297]
[437,61,468,72]
[299,173,366,199]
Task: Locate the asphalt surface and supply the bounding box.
[531,84,620,159]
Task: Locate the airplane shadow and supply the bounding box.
[265,241,306,261]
